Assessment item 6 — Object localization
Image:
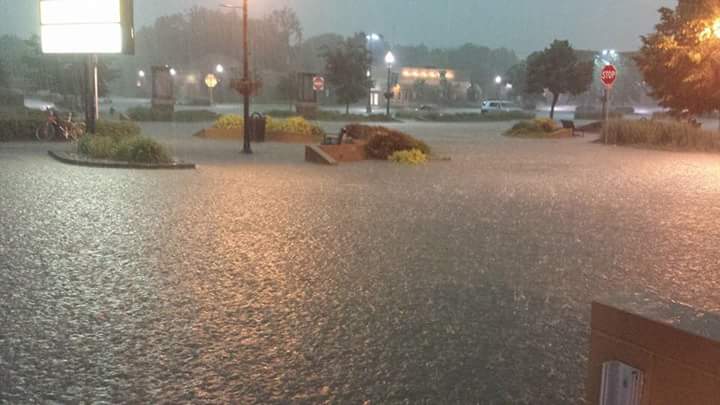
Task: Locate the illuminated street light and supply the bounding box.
[366,32,383,114]
[384,51,395,67]
[713,19,720,39]
[216,64,224,74]
[506,83,513,90]
[385,51,395,117]
[495,75,502,84]
[169,68,177,76]
[138,70,145,78]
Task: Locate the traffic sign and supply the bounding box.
[205,73,218,89]
[313,76,325,92]
[601,65,617,88]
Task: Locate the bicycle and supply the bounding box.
[35,110,86,142]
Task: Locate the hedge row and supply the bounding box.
[78,135,170,163]
[0,116,140,142]
[0,117,45,141]
[127,107,219,122]
[396,110,534,122]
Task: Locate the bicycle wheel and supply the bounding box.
[35,123,57,142]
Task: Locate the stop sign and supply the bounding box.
[601,64,617,88]
[313,76,325,92]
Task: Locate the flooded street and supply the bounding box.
[2,122,720,403]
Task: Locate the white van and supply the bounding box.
[481,100,523,114]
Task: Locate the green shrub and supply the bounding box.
[266,109,397,122]
[78,135,116,159]
[605,119,719,150]
[363,126,431,159]
[96,120,140,139]
[0,116,45,141]
[127,106,217,122]
[505,118,560,137]
[78,134,170,163]
[396,110,534,122]
[172,110,219,122]
[124,137,170,163]
[389,148,428,165]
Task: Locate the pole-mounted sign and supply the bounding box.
[600,64,618,144]
[601,64,617,89]
[39,0,135,55]
[312,76,325,92]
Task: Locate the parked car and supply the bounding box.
[481,100,523,113]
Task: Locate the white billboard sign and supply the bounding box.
[40,0,134,54]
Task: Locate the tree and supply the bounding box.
[526,40,593,118]
[322,33,371,114]
[276,73,298,109]
[505,62,527,98]
[267,6,303,69]
[0,59,8,88]
[635,0,720,122]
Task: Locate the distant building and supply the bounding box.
[372,66,471,107]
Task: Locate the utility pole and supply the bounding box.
[85,54,99,134]
[241,0,251,154]
[222,1,252,154]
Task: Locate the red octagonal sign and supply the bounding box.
[313,76,325,92]
[601,64,617,88]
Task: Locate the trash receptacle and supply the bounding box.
[250,113,266,142]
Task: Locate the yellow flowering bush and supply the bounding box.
[213,114,244,129]
[389,148,428,165]
[534,117,559,132]
[505,118,560,137]
[213,114,324,139]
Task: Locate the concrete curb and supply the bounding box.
[48,151,196,170]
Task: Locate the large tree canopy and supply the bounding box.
[635,0,720,119]
[322,33,371,114]
[526,40,593,119]
[0,59,8,88]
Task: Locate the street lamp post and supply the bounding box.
[385,51,395,117]
[222,1,252,154]
[367,33,382,114]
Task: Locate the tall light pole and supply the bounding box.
[222,2,252,154]
[385,51,395,117]
[366,33,382,114]
[495,75,502,99]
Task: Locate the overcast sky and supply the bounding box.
[1,0,676,55]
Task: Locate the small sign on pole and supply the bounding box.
[205,73,218,105]
[313,76,325,92]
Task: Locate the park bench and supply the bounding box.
[561,120,584,137]
[323,127,349,145]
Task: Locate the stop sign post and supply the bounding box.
[601,64,617,144]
